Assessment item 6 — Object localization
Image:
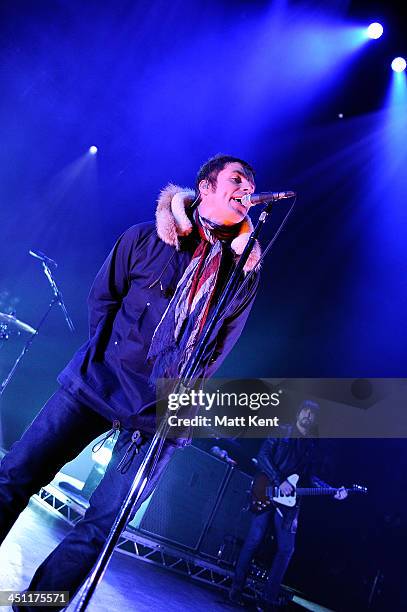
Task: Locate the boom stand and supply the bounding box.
[0,261,74,397]
[75,201,276,611]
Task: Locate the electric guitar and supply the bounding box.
[251,472,367,513]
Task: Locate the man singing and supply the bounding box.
[0,155,261,609]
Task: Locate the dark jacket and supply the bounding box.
[257,426,325,488]
[58,186,260,435]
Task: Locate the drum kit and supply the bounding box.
[0,311,36,338]
[0,249,75,396]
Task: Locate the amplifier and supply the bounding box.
[138,445,229,550]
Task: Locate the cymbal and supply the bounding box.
[0,312,36,335]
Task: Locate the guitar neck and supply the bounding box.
[268,486,342,497]
[296,487,342,496]
[264,476,367,501]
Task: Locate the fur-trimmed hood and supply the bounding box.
[155,184,261,273]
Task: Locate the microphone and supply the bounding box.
[241,191,296,207]
[29,249,58,268]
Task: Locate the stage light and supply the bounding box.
[89,145,98,155]
[391,57,406,73]
[366,23,383,40]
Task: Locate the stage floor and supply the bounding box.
[0,454,331,612]
[0,499,238,612]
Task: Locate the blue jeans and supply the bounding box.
[233,507,297,604]
[0,387,175,610]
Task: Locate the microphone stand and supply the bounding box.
[0,259,74,397]
[74,201,277,611]
[41,260,75,333]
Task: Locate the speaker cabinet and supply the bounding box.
[198,468,252,563]
[139,445,229,550]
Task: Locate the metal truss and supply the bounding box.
[32,483,259,599]
[35,484,85,525]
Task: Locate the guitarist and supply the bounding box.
[229,400,347,611]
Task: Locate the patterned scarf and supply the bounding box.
[147,211,241,384]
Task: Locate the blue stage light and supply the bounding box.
[366,23,383,40]
[89,145,98,155]
[391,57,406,73]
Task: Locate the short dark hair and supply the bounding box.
[296,399,320,419]
[195,154,255,198]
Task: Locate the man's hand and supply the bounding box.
[279,480,294,496]
[334,486,348,500]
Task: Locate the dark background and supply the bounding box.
[0,1,406,609]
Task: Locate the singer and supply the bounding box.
[0,154,262,611]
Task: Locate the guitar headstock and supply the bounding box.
[350,484,368,494]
